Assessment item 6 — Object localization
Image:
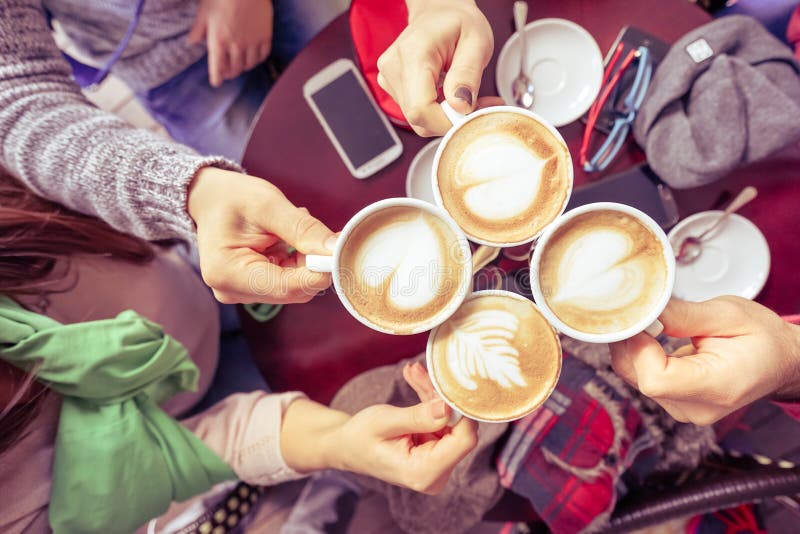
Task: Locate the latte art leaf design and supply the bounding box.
[445,310,527,391]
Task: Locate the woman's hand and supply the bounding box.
[280,363,478,494]
[609,296,800,426]
[187,167,336,304]
[188,0,274,87]
[378,0,494,136]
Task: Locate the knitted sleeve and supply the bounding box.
[0,0,242,243]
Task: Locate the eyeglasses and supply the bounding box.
[580,44,653,173]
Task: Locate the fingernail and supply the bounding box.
[455,86,473,106]
[430,399,447,419]
[324,235,338,253]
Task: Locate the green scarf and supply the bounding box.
[0,296,235,533]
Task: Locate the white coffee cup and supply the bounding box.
[431,102,574,247]
[425,289,562,424]
[306,197,473,335]
[530,202,676,343]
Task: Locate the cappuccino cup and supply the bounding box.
[432,102,574,247]
[426,290,562,423]
[306,198,473,335]
[530,202,676,343]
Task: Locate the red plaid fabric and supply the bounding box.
[497,352,658,534]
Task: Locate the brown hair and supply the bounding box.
[0,168,155,454]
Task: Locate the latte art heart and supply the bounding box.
[338,206,469,334]
[444,309,526,391]
[356,214,443,310]
[550,230,647,311]
[538,210,668,335]
[456,135,548,221]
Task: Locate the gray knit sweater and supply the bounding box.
[0,0,240,243]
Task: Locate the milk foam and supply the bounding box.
[443,309,527,391]
[456,134,547,220]
[550,229,648,311]
[355,214,444,310]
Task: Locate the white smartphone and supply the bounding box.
[303,59,403,179]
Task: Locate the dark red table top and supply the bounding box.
[241,0,800,404]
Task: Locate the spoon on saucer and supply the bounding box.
[512,1,535,109]
[675,186,758,265]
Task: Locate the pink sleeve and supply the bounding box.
[180,391,309,485]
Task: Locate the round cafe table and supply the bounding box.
[240,0,800,404]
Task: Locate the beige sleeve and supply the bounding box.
[180,391,309,485]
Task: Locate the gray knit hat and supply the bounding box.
[633,15,800,189]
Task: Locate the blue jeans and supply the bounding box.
[137,0,347,161]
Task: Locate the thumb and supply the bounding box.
[374,399,450,438]
[259,194,337,256]
[659,297,748,339]
[443,31,492,114]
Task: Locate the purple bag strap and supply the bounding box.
[44,0,146,90]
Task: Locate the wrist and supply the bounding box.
[187,166,230,225]
[279,398,351,474]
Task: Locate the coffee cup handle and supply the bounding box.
[305,255,334,273]
[644,319,664,338]
[447,407,464,427]
[441,101,467,127]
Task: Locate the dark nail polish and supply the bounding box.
[455,86,473,106]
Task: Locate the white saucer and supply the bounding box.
[668,212,770,301]
[496,18,603,127]
[405,139,441,204]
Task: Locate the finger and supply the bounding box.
[411,362,438,400]
[226,44,245,81]
[257,195,337,255]
[208,38,227,87]
[244,45,264,71]
[376,71,399,104]
[625,331,712,401]
[187,11,207,44]
[426,415,479,468]
[374,400,451,438]
[659,298,748,339]
[609,338,639,388]
[205,250,331,303]
[259,42,272,61]
[443,30,493,114]
[399,51,451,136]
[403,362,438,403]
[654,399,693,423]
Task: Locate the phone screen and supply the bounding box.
[309,69,397,169]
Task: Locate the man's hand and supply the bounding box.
[187,167,336,304]
[609,297,800,426]
[377,0,494,136]
[188,0,274,87]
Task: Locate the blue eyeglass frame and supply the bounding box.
[584,46,653,173]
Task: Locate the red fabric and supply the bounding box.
[349,0,410,128]
[788,7,800,60]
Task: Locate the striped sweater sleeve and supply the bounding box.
[0,0,241,242]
